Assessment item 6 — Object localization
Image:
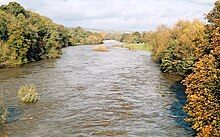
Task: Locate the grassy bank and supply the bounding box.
[123,43,152,52]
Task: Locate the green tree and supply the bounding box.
[0,2,26,16]
[0,17,8,41]
[0,2,72,68]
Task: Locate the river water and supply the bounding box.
[0,40,194,137]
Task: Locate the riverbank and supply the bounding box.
[122,43,152,52]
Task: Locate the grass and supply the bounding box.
[92,45,109,52]
[122,43,152,51]
[18,84,38,103]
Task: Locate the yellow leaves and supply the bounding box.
[184,57,220,136]
[199,125,213,137]
[180,2,220,136]
[18,84,38,103]
[183,53,219,136]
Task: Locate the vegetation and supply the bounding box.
[104,31,145,44]
[144,20,204,76]
[105,33,122,41]
[0,2,105,68]
[92,45,109,52]
[0,2,71,68]
[68,26,104,46]
[18,84,38,103]
[0,1,219,136]
[183,1,220,136]
[123,43,152,51]
[143,1,220,136]
[121,31,143,44]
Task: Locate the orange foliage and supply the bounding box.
[183,1,220,136]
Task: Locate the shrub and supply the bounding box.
[92,45,109,52]
[18,84,38,103]
[47,46,61,59]
[183,55,220,136]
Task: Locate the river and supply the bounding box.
[0,40,194,137]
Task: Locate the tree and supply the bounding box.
[0,2,26,17]
[160,20,204,76]
[0,2,72,67]
[184,1,220,136]
[0,17,8,41]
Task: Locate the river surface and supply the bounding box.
[0,40,194,137]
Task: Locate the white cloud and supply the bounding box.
[0,0,216,31]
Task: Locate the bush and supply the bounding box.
[47,47,61,59]
[183,55,220,136]
[18,84,38,103]
[92,45,109,52]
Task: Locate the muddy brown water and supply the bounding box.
[0,40,194,137]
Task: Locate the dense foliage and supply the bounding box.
[0,2,72,68]
[68,26,104,46]
[0,2,104,68]
[104,31,144,44]
[145,1,220,136]
[145,20,204,76]
[121,31,143,44]
[183,1,220,136]
[1,1,219,136]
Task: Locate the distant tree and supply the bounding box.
[132,31,142,43]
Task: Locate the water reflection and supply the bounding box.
[169,81,195,135]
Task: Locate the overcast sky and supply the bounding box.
[0,0,216,31]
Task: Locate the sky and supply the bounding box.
[0,0,216,31]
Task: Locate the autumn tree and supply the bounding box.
[183,1,220,136]
[160,20,204,76]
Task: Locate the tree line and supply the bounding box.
[143,1,220,136]
[0,2,104,68]
[0,1,219,136]
[68,26,104,46]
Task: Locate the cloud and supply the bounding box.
[0,0,216,31]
